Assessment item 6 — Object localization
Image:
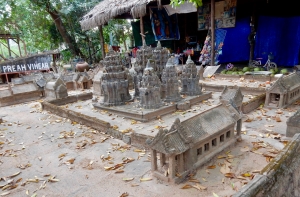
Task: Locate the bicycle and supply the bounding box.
[249,57,277,71]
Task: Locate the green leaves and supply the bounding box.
[170,0,203,8]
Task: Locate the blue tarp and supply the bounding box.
[218,17,251,64]
[254,16,300,67]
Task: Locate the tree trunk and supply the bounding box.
[98,25,106,59]
[123,40,127,51]
[45,4,83,57]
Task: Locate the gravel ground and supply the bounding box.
[1,85,298,197]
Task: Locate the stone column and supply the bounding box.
[151,149,157,171]
[178,154,184,173]
[265,93,269,106]
[160,153,166,167]
[168,155,176,179]
[236,119,242,138]
[279,93,284,108]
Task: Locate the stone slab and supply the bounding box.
[93,93,212,122]
[203,65,220,78]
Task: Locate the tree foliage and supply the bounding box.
[103,19,132,51]
[0,0,133,63]
[170,0,203,7]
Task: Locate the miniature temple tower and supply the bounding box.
[100,47,131,106]
[135,40,153,71]
[180,55,201,96]
[134,41,153,97]
[153,41,169,79]
[161,58,181,102]
[138,60,162,109]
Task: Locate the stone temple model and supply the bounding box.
[100,47,131,106]
[180,55,201,96]
[134,40,154,97]
[153,41,169,80]
[138,60,162,109]
[161,57,181,102]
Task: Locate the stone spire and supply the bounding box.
[166,57,175,68]
[145,59,154,71]
[186,55,194,65]
[180,55,201,96]
[161,58,181,102]
[156,41,162,49]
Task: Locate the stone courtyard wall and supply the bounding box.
[233,133,300,197]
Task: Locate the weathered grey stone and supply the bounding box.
[122,134,131,144]
[0,82,41,107]
[36,77,47,88]
[286,108,300,137]
[45,77,68,100]
[265,72,300,108]
[180,55,202,96]
[92,70,103,96]
[146,103,242,183]
[233,133,300,197]
[99,47,132,106]
[198,65,204,80]
[176,101,190,111]
[11,78,25,85]
[138,60,162,109]
[220,86,243,110]
[161,58,181,102]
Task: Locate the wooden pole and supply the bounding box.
[140,16,145,45]
[98,25,106,59]
[210,0,215,66]
[17,37,22,57]
[7,38,11,57]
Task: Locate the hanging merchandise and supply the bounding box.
[199,34,212,66]
[150,7,180,41]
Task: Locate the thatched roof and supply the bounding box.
[80,0,156,31]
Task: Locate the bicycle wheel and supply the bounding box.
[267,62,277,71]
[249,61,259,68]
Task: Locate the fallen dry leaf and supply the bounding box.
[213,192,219,197]
[207,165,216,169]
[240,146,250,152]
[241,172,252,177]
[275,116,282,122]
[140,178,152,182]
[192,183,207,191]
[224,173,235,178]
[119,192,129,197]
[65,158,75,164]
[8,171,21,178]
[122,177,134,182]
[0,191,10,196]
[181,184,192,189]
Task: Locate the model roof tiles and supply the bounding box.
[269,73,300,93]
[220,86,243,107]
[147,104,241,155]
